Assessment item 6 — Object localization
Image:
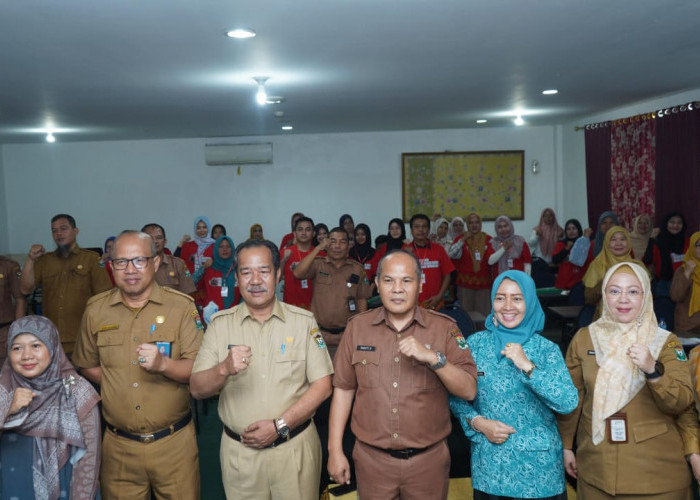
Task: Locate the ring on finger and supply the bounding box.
[242,357,248,363]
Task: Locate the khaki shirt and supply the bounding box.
[0,256,22,325]
[333,307,477,449]
[192,300,333,433]
[73,285,203,433]
[298,257,371,330]
[33,246,112,350]
[155,254,196,295]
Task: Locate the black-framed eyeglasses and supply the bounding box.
[112,256,154,270]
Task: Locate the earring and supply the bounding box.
[636,316,642,327]
[492,316,498,327]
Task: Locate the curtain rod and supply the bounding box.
[574,101,699,131]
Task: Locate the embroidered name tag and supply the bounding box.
[587,350,595,355]
[477,371,485,376]
[98,324,119,332]
[357,345,375,351]
[319,271,330,277]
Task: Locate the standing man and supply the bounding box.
[20,214,112,355]
[403,213,455,310]
[293,227,371,357]
[280,216,315,309]
[190,239,333,499]
[328,250,477,499]
[0,252,26,365]
[142,223,196,295]
[73,231,203,499]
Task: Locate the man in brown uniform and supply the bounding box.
[0,254,26,365]
[328,250,478,499]
[293,226,372,357]
[142,223,196,295]
[73,231,203,499]
[191,239,333,499]
[19,214,112,355]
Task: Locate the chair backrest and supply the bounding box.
[439,304,475,336]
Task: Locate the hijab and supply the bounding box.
[593,211,620,257]
[448,217,467,242]
[212,236,237,309]
[465,213,488,272]
[684,231,700,317]
[562,219,589,268]
[350,223,375,262]
[533,208,563,259]
[562,219,583,243]
[656,211,687,280]
[629,214,654,264]
[430,218,451,247]
[490,215,526,275]
[0,316,100,500]
[583,226,644,288]
[249,223,264,241]
[588,263,667,445]
[386,218,407,252]
[485,270,545,357]
[192,215,215,272]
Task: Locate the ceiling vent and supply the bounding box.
[204,142,273,166]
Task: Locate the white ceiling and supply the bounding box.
[1,0,699,144]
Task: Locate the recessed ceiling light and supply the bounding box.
[513,116,525,126]
[542,89,558,95]
[476,119,487,124]
[46,133,56,143]
[265,96,285,104]
[226,28,256,39]
[281,125,293,131]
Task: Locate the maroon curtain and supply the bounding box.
[655,108,700,233]
[585,125,612,229]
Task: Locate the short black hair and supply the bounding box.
[212,223,227,236]
[409,213,430,228]
[51,213,76,228]
[233,239,281,274]
[294,216,315,230]
[329,227,349,239]
[141,223,166,239]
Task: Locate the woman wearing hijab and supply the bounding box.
[339,214,355,247]
[179,215,215,274]
[248,223,264,241]
[430,217,452,251]
[450,213,494,316]
[553,219,590,291]
[0,316,101,500]
[670,231,700,339]
[629,214,659,272]
[374,218,408,263]
[349,223,377,281]
[488,215,532,277]
[196,236,239,323]
[558,262,694,498]
[654,212,689,331]
[450,270,577,499]
[448,216,467,244]
[529,208,564,263]
[591,211,621,258]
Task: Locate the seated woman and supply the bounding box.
[196,236,239,323]
[528,207,564,264]
[0,316,101,500]
[248,223,264,241]
[450,270,577,499]
[552,219,591,292]
[590,211,620,259]
[178,216,215,275]
[488,215,532,277]
[670,231,700,340]
[654,212,689,331]
[629,214,659,273]
[558,262,694,498]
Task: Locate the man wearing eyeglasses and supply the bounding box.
[19,213,112,356]
[73,230,204,499]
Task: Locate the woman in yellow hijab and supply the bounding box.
[670,231,700,338]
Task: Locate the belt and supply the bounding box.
[107,413,191,444]
[366,441,437,460]
[224,419,311,448]
[318,326,345,335]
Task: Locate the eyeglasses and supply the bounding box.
[605,287,643,299]
[112,256,153,270]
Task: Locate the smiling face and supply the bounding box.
[195,220,209,238]
[604,271,644,324]
[389,222,403,239]
[496,219,511,239]
[112,233,160,303]
[493,279,526,329]
[667,216,684,235]
[608,231,629,256]
[10,333,51,379]
[355,228,367,245]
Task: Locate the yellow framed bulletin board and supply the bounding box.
[402,150,524,221]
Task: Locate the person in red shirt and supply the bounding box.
[280,217,315,309]
[451,213,494,316]
[403,214,455,310]
[553,219,591,291]
[349,223,377,282]
[198,236,239,322]
[178,216,215,274]
[280,212,304,249]
[488,215,532,277]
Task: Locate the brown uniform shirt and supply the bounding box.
[192,300,334,433]
[297,257,371,330]
[33,246,112,350]
[73,285,203,433]
[0,256,22,325]
[333,306,477,449]
[154,254,196,295]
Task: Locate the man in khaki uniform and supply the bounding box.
[73,231,203,499]
[20,213,112,355]
[0,254,26,365]
[191,239,333,500]
[142,223,196,295]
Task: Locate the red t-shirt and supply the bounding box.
[553,241,590,290]
[180,241,214,274]
[453,234,493,289]
[491,242,532,278]
[198,267,240,311]
[403,242,456,303]
[280,245,314,309]
[280,233,294,249]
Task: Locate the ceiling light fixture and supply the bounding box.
[513,115,525,126]
[253,77,269,105]
[476,119,487,124]
[265,96,285,104]
[281,125,293,131]
[542,89,559,95]
[226,28,256,39]
[46,132,56,143]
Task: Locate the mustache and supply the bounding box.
[246,286,268,293]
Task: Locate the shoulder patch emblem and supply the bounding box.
[450,328,468,350]
[675,347,687,362]
[309,327,320,337]
[191,310,204,330]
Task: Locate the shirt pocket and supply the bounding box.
[352,350,380,388]
[411,358,440,390]
[316,273,333,286]
[96,331,125,368]
[70,265,89,278]
[632,420,669,443]
[273,348,306,384]
[150,329,178,358]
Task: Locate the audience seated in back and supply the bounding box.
[528,207,564,264]
[488,215,532,277]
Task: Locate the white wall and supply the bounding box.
[1,125,565,254]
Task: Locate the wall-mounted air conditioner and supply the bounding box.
[204,142,273,166]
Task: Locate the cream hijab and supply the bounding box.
[588,262,668,445]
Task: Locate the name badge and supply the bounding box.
[607,412,628,443]
[357,345,375,351]
[364,263,371,270]
[301,279,309,289]
[155,341,171,358]
[507,258,514,268]
[474,251,481,261]
[587,350,595,355]
[221,285,228,297]
[477,371,485,377]
[420,272,426,284]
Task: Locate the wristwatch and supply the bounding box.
[274,418,290,439]
[524,362,537,378]
[428,351,447,370]
[645,361,665,380]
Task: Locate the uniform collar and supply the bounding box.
[108,282,164,307]
[236,298,287,325]
[371,305,426,330]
